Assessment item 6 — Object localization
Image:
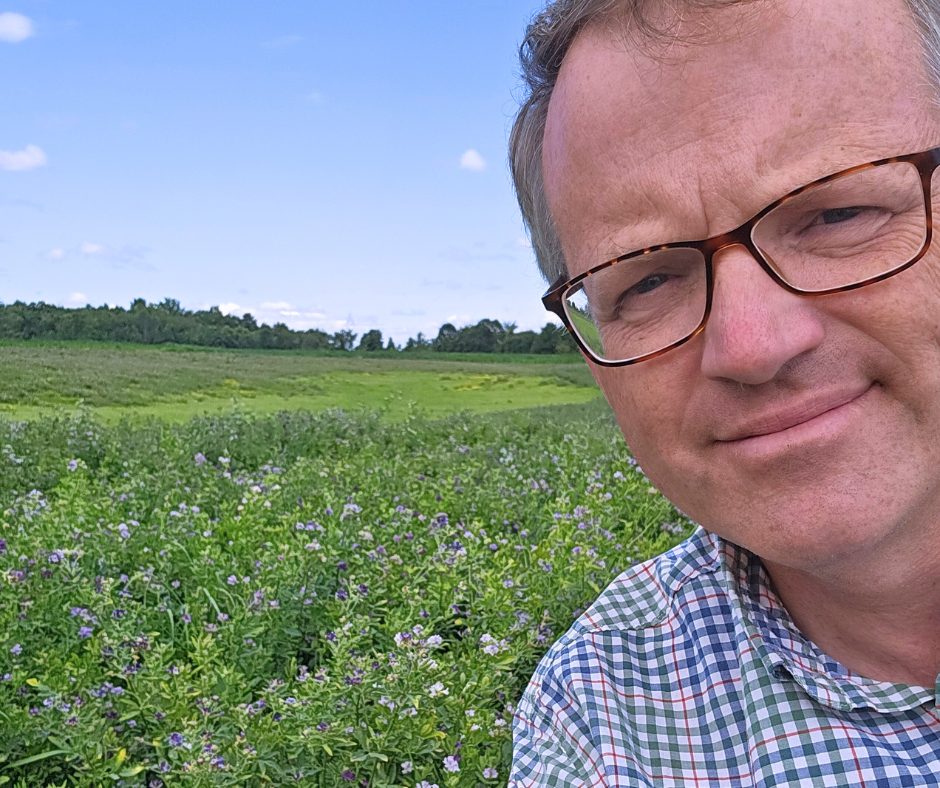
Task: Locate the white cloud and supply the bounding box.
[460,149,486,172]
[46,248,66,260]
[0,144,47,171]
[77,241,151,268]
[66,292,88,306]
[219,302,243,316]
[0,12,34,43]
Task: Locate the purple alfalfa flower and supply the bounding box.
[342,771,356,782]
[325,631,337,643]
[357,584,368,596]
[168,732,186,748]
[181,614,192,624]
[226,575,238,586]
[194,452,207,467]
[78,626,93,639]
[112,609,126,619]
[483,767,499,779]
[67,459,79,472]
[443,755,460,773]
[335,589,348,601]
[10,644,21,656]
[336,560,348,571]
[210,756,225,769]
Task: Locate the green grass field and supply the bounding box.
[0,341,695,787]
[0,341,602,422]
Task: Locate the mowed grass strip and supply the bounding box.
[0,341,600,422]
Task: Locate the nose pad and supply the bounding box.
[700,244,825,384]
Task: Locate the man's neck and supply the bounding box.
[762,540,940,689]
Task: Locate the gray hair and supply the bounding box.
[509,0,940,285]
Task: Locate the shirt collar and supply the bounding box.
[717,535,936,712]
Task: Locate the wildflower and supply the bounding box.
[443,755,460,773]
[400,760,413,774]
[227,575,238,585]
[168,733,186,748]
[194,453,207,466]
[10,644,21,656]
[426,635,442,648]
[483,767,499,779]
[78,626,93,639]
[428,681,448,698]
[342,771,356,782]
[416,782,439,788]
[67,459,79,472]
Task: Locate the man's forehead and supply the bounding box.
[542,0,940,272]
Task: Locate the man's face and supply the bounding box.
[542,0,940,571]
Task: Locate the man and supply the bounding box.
[508,0,940,784]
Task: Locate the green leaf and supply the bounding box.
[5,749,70,769]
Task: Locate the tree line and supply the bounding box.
[0,299,578,355]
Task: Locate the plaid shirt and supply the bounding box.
[510,527,940,787]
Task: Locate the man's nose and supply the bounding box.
[699,245,826,385]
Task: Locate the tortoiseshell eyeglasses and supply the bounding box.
[543,146,940,366]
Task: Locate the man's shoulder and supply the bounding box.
[537,526,726,672]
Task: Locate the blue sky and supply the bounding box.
[0,0,554,345]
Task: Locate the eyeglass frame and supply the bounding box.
[542,145,940,367]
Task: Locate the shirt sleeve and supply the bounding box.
[508,642,610,788]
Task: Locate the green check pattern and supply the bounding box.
[510,527,940,786]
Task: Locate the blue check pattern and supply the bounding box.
[510,527,940,786]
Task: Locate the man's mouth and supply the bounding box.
[714,383,875,456]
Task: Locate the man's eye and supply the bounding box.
[628,274,669,295]
[816,206,867,226]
